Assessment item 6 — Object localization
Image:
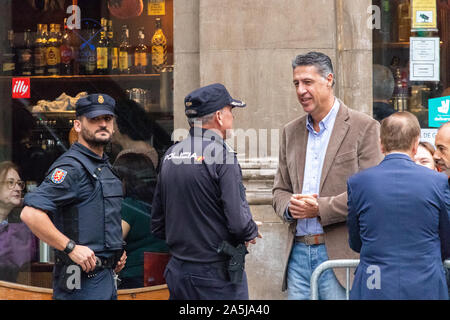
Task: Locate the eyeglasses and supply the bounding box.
[2,179,25,190]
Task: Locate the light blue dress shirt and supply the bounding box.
[286,98,340,236]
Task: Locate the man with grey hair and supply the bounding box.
[152,83,261,300]
[272,51,383,299]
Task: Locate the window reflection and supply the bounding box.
[0,161,38,283]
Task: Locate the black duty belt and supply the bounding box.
[55,253,116,270]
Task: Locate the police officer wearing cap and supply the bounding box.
[152,83,261,300]
[21,94,127,300]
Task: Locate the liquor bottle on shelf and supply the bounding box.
[397,0,411,42]
[96,18,109,75]
[46,24,61,75]
[119,25,133,74]
[55,24,62,44]
[79,28,97,75]
[379,0,391,43]
[151,17,167,73]
[2,30,16,76]
[392,68,409,112]
[135,27,148,74]
[19,29,34,76]
[60,18,75,75]
[107,20,119,74]
[34,24,47,76]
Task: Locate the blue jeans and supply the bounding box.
[287,242,346,300]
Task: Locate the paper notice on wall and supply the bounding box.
[409,37,440,82]
[148,0,165,15]
[411,0,437,31]
[420,128,438,144]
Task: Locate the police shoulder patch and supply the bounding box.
[51,168,68,184]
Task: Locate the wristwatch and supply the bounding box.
[64,240,76,254]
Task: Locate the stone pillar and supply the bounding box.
[173,0,200,133]
[335,0,373,116]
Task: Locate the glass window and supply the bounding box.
[372,0,450,137]
[0,0,174,293]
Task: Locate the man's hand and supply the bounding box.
[245,231,262,247]
[68,245,97,272]
[114,251,127,273]
[288,194,319,219]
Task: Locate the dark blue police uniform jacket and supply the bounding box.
[151,127,258,299]
[24,142,123,299]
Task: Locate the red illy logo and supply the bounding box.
[12,78,30,98]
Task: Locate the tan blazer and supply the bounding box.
[272,100,384,291]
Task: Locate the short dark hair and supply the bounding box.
[114,98,172,156]
[292,52,335,86]
[113,152,157,204]
[380,112,421,153]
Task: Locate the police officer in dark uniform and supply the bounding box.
[151,83,261,300]
[21,94,127,300]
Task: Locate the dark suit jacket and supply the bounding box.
[347,153,450,300]
[272,100,383,290]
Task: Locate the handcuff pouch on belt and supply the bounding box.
[217,241,249,285]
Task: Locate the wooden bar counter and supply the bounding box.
[0,280,169,300]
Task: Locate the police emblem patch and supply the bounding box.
[51,168,67,184]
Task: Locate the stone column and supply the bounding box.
[173,0,200,133]
[335,0,373,115]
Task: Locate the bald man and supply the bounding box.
[434,122,450,178]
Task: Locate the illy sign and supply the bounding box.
[12,78,30,98]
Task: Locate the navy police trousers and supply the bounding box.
[164,256,249,300]
[52,264,117,300]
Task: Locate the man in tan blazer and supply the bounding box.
[272,52,383,300]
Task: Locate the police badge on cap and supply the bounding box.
[76,94,116,119]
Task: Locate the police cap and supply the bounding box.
[184,83,246,118]
[76,94,116,118]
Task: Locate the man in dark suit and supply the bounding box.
[347,112,450,300]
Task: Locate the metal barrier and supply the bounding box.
[310,259,450,300]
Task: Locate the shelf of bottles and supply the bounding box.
[1,17,169,79]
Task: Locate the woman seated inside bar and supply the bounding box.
[0,161,37,282]
[113,150,169,289]
[414,141,437,171]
